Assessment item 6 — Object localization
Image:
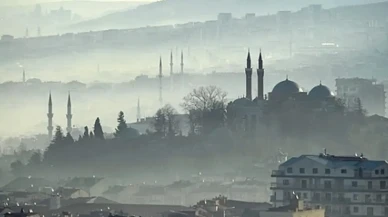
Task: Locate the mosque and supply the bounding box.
[47,93,73,141]
[227,51,338,132]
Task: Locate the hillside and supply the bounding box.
[70,0,387,32]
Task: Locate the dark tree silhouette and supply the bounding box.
[115,111,128,138]
[52,126,65,144]
[28,151,42,166]
[93,117,104,140]
[153,104,178,137]
[10,160,24,176]
[90,131,94,139]
[65,133,74,144]
[182,86,227,135]
[83,126,89,139]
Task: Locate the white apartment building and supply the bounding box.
[270,153,388,217]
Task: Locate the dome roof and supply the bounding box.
[309,83,334,99]
[232,97,253,106]
[272,78,302,96]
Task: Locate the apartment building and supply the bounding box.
[270,152,388,217]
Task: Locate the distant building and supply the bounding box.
[4,209,40,217]
[336,78,385,116]
[217,13,233,24]
[128,114,190,136]
[271,152,388,217]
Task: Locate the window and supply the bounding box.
[380,181,386,189]
[287,167,293,173]
[325,193,332,201]
[325,168,331,174]
[301,180,307,188]
[381,169,385,175]
[303,193,308,199]
[367,207,373,216]
[352,181,358,187]
[313,168,318,174]
[375,169,379,175]
[353,206,359,213]
[353,194,359,201]
[299,168,305,174]
[283,179,290,186]
[368,181,372,189]
[341,169,347,174]
[324,180,332,189]
[365,194,371,202]
[376,194,382,202]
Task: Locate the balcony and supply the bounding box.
[311,197,351,204]
[271,170,285,176]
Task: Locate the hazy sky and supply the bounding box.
[0,0,156,6]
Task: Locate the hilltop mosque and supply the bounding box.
[227,51,337,132]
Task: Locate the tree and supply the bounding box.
[28,151,42,166]
[10,160,24,176]
[153,104,178,137]
[52,126,64,145]
[83,126,89,139]
[90,131,94,139]
[115,111,128,138]
[182,86,228,135]
[65,133,74,144]
[93,117,104,140]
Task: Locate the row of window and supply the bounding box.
[281,179,387,189]
[287,167,332,174]
[287,167,386,175]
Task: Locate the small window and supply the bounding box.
[381,169,385,175]
[325,168,331,174]
[287,167,293,173]
[303,193,308,199]
[376,194,382,202]
[375,170,379,175]
[341,169,347,174]
[380,181,386,189]
[353,194,358,201]
[283,180,290,185]
[352,181,358,187]
[313,168,318,174]
[299,168,305,174]
[353,206,359,213]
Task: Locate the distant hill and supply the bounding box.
[70,0,388,32]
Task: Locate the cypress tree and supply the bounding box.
[93,117,104,140]
[114,111,128,138]
[83,126,89,139]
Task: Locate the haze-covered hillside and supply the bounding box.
[71,0,387,32]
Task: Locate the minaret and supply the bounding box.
[245,50,253,100]
[159,57,163,107]
[180,50,184,90]
[257,50,265,100]
[66,93,72,134]
[47,93,54,141]
[180,50,184,74]
[170,50,173,91]
[22,69,26,83]
[137,98,141,123]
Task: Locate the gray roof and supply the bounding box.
[281,154,387,170]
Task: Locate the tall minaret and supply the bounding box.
[180,50,184,74]
[180,50,184,90]
[159,57,163,107]
[170,50,174,91]
[137,98,141,123]
[257,50,265,100]
[47,92,54,141]
[245,50,253,100]
[66,93,72,134]
[22,69,26,83]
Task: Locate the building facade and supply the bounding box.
[270,153,388,217]
[336,78,386,116]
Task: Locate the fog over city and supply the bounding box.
[0,0,387,217]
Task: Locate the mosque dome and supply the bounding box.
[272,78,302,97]
[232,97,253,107]
[308,83,334,99]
